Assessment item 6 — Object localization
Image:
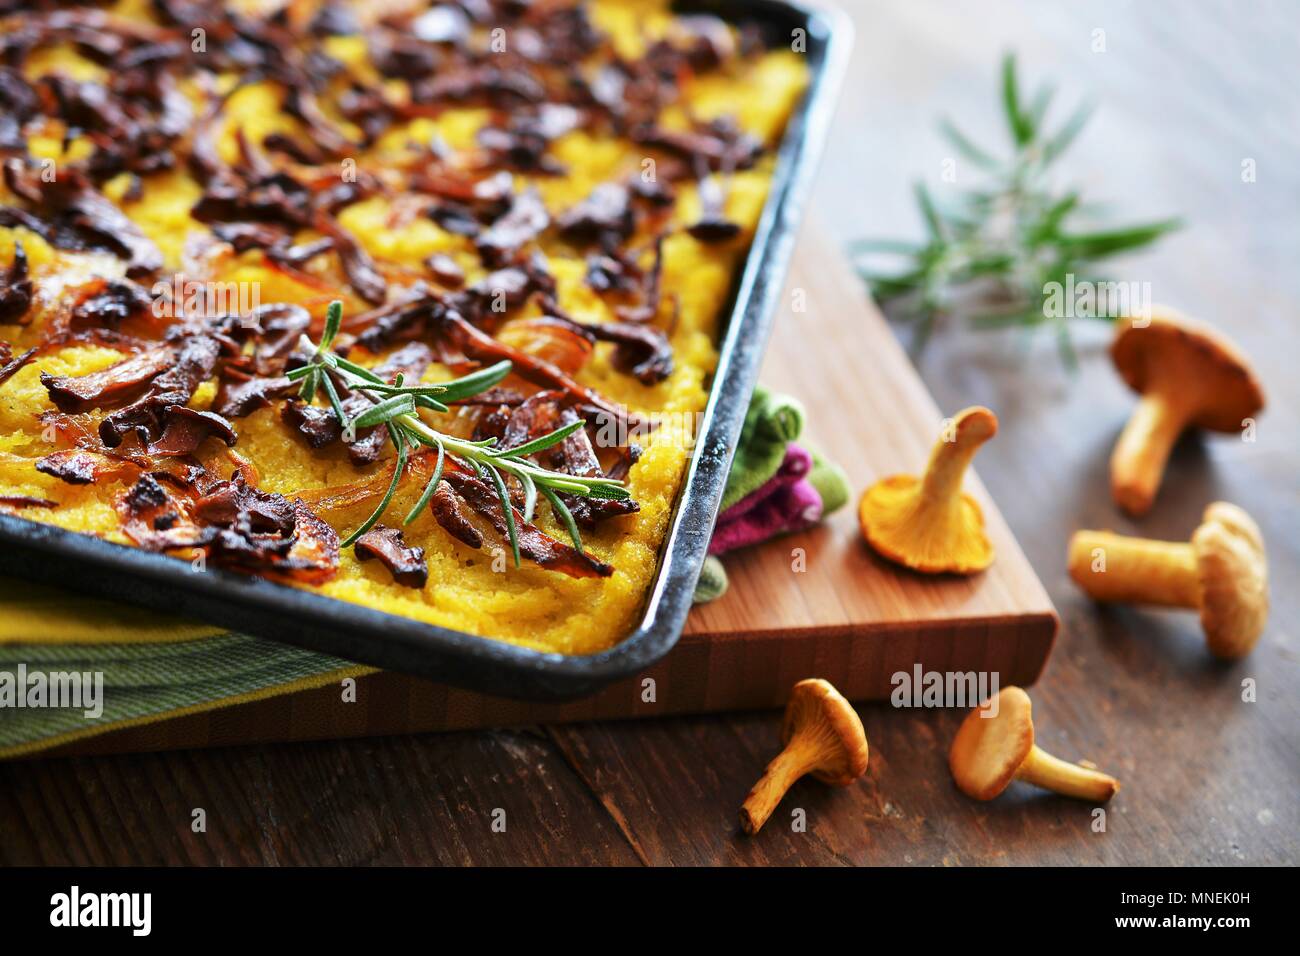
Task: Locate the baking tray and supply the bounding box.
[0,0,852,700]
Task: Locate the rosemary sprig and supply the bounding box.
[850,53,1181,368]
[288,301,628,561]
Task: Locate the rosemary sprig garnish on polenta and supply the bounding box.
[288,302,630,565]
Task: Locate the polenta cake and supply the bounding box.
[0,0,807,655]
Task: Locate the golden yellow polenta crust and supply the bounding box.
[0,0,807,655]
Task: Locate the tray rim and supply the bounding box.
[0,0,854,700]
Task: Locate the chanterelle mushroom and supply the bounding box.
[1109,308,1264,515]
[739,679,869,835]
[950,687,1120,802]
[858,406,997,574]
[1068,501,1268,659]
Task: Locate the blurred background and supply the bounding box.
[817,0,1298,588]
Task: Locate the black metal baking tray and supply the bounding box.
[0,0,851,700]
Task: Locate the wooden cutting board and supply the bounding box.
[51,223,1057,756]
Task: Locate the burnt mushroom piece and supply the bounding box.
[739,679,869,835]
[1109,309,1264,516]
[949,687,1120,802]
[355,525,428,588]
[0,240,33,324]
[0,343,36,389]
[1068,501,1268,659]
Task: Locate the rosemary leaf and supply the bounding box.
[540,485,584,553]
[319,368,348,426]
[435,360,513,402]
[342,425,409,547]
[297,367,319,404]
[331,353,387,384]
[938,117,999,169]
[1054,219,1182,258]
[493,419,584,459]
[519,470,538,523]
[485,462,521,568]
[1001,53,1034,146]
[570,481,632,501]
[350,394,416,430]
[402,440,446,526]
[319,299,343,353]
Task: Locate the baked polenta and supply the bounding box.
[0,0,807,655]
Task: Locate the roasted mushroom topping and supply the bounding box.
[441,471,613,578]
[584,319,674,385]
[0,161,162,278]
[36,448,140,486]
[475,188,550,265]
[146,406,238,457]
[500,392,639,528]
[424,253,465,288]
[0,341,35,389]
[280,400,342,449]
[685,170,740,243]
[97,332,225,447]
[314,211,388,305]
[117,471,339,584]
[0,240,33,325]
[42,344,177,413]
[65,278,156,335]
[428,480,485,549]
[355,525,428,587]
[557,183,635,246]
[0,495,58,510]
[632,118,762,173]
[476,104,580,174]
[214,368,294,419]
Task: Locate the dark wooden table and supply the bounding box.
[2,1,1296,866]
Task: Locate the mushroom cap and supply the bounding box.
[781,678,869,786]
[949,686,1034,800]
[1111,308,1264,431]
[859,478,992,574]
[1193,502,1269,659]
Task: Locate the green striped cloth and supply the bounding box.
[0,635,354,757]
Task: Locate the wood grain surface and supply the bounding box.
[1,0,1296,865]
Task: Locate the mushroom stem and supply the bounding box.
[1068,530,1200,608]
[1015,745,1121,802]
[918,409,994,505]
[739,745,814,835]
[1110,392,1189,515]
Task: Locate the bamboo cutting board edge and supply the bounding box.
[37,610,1058,758]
